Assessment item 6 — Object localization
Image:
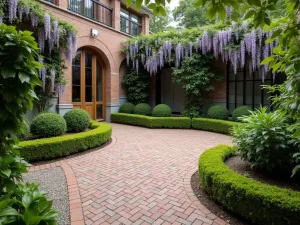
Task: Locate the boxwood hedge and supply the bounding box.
[111,113,191,129]
[199,145,300,225]
[192,118,239,134]
[19,121,112,162]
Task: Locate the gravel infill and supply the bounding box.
[23,167,70,225]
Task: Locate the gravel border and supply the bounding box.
[23,167,70,225]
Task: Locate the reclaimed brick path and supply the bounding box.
[30,124,232,225]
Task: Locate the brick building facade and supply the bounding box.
[33,0,151,121]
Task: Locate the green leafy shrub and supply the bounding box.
[111,113,191,128]
[199,145,300,225]
[64,109,90,132]
[232,106,252,121]
[134,103,152,116]
[20,122,112,162]
[30,113,66,138]
[207,105,229,120]
[122,69,150,105]
[152,104,172,117]
[17,121,30,140]
[192,118,239,134]
[119,102,135,114]
[232,107,296,172]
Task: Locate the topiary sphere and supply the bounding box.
[30,113,67,138]
[63,109,90,132]
[207,105,229,120]
[134,103,152,116]
[152,104,172,117]
[232,106,252,121]
[119,102,135,114]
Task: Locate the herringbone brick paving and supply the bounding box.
[65,124,232,225]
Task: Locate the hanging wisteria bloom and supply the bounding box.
[8,0,18,23]
[135,59,139,74]
[18,6,24,21]
[48,33,55,54]
[240,40,245,68]
[175,43,183,67]
[242,21,248,30]
[70,31,77,57]
[53,20,59,44]
[257,28,263,47]
[126,54,130,66]
[159,50,164,68]
[244,33,252,54]
[263,44,269,74]
[38,57,44,78]
[44,14,51,40]
[31,14,38,27]
[65,35,72,63]
[0,17,2,25]
[38,29,45,53]
[251,30,257,70]
[232,50,239,74]
[24,6,30,18]
[201,31,211,54]
[134,41,139,54]
[50,69,56,92]
[256,46,261,69]
[213,36,219,58]
[189,41,193,57]
[56,84,66,96]
[41,67,47,91]
[141,53,145,65]
[225,6,233,19]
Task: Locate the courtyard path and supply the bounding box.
[31,123,232,225]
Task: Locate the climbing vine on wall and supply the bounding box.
[123,22,278,82]
[0,0,77,112]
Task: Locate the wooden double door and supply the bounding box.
[72,49,105,120]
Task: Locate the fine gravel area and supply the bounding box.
[23,167,70,225]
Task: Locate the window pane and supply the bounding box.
[131,14,139,23]
[120,17,129,33]
[236,81,243,105]
[131,22,139,36]
[254,81,262,106]
[245,81,253,105]
[72,54,81,102]
[96,61,103,101]
[121,8,129,18]
[84,0,94,18]
[85,53,92,102]
[68,0,83,14]
[96,105,103,119]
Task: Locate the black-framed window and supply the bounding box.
[227,59,285,114]
[120,8,141,36]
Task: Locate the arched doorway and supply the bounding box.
[72,48,105,120]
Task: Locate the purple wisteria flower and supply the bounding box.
[201,31,211,54]
[48,33,55,54]
[31,14,38,27]
[18,6,24,21]
[213,36,219,58]
[240,40,245,68]
[126,54,130,66]
[50,69,56,92]
[56,84,66,96]
[189,41,193,57]
[242,21,248,30]
[225,6,233,19]
[24,6,30,18]
[251,30,256,70]
[8,0,18,23]
[38,57,44,78]
[141,53,145,65]
[0,17,2,25]
[44,14,51,40]
[159,50,164,68]
[38,29,45,53]
[41,67,47,91]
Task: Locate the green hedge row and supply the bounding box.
[111,113,191,129]
[199,145,300,225]
[192,118,239,134]
[19,121,112,162]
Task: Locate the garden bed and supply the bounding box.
[19,121,112,162]
[198,145,300,225]
[226,155,300,191]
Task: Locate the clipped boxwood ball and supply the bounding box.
[207,105,229,120]
[232,106,252,121]
[119,102,135,114]
[64,109,90,132]
[31,113,66,138]
[152,104,172,117]
[134,103,152,116]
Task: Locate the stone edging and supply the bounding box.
[28,161,84,225]
[183,168,229,225]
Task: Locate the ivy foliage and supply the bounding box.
[122,69,150,105]
[172,54,222,118]
[0,24,59,224]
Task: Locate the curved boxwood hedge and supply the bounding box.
[199,145,300,225]
[19,121,112,162]
[192,118,239,134]
[111,113,191,129]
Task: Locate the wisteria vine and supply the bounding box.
[3,0,77,94]
[124,23,279,82]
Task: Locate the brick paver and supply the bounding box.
[67,124,232,225]
[30,124,232,225]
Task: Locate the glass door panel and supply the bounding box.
[96,61,103,101]
[85,53,93,102]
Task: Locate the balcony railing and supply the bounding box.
[68,0,112,27]
[120,16,141,36]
